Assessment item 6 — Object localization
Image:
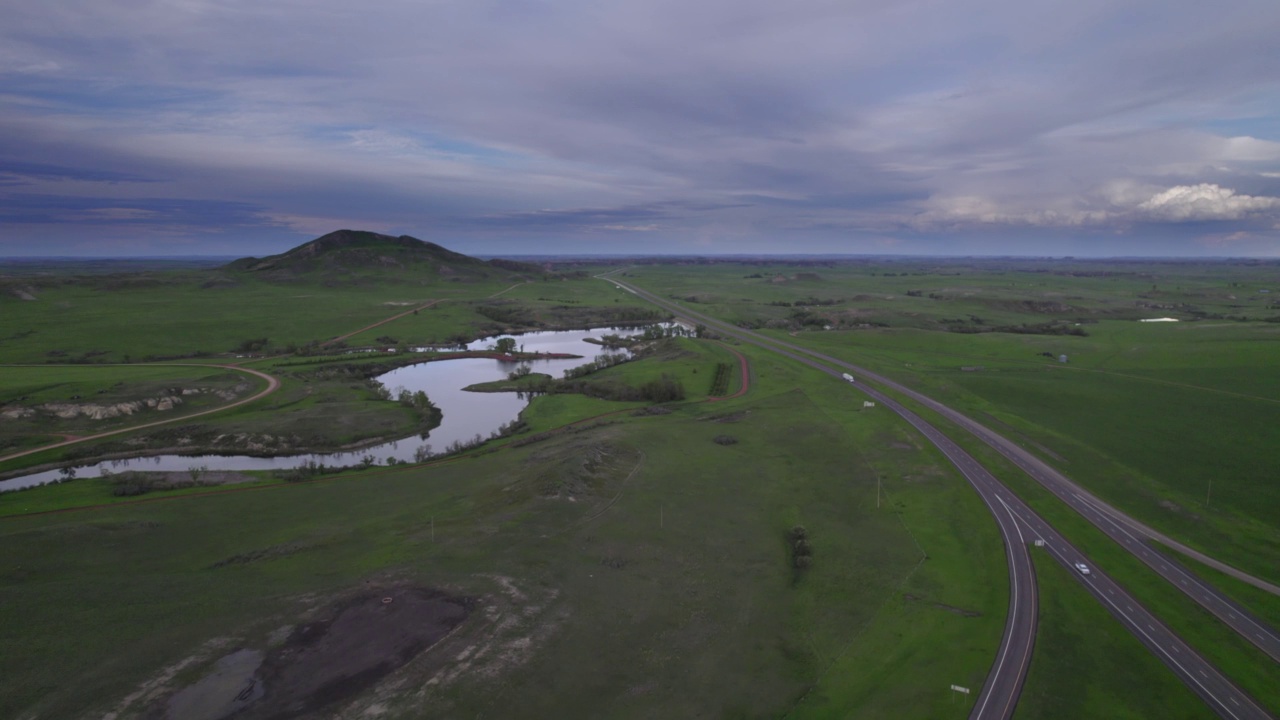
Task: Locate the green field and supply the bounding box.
[0,342,1008,719]
[623,263,1280,579]
[2,250,1277,718]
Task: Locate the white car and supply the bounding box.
[1074,562,1091,575]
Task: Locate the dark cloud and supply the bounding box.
[0,0,1278,256]
[0,160,157,184]
[0,194,277,228]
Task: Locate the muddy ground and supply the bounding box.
[154,587,471,720]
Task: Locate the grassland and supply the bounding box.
[0,276,510,363]
[0,356,430,479]
[0,341,1008,719]
[762,322,1280,582]
[623,262,1280,582]
[0,365,259,453]
[4,251,1278,718]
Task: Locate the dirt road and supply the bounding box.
[0,363,281,465]
[707,342,751,401]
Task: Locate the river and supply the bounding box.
[0,326,650,492]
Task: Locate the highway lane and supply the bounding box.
[942,417,1280,597]
[893,400,1280,662]
[602,274,1277,719]
[868,378,1270,720]
[821,359,1280,661]
[870,383,1039,720]
[604,275,1280,663]
[998,500,1272,720]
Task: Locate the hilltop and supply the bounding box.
[224,230,544,284]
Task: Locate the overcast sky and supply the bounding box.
[2,0,1279,257]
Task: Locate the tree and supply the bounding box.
[494,337,517,354]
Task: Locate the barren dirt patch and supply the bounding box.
[154,587,470,720]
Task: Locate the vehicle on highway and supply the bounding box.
[1075,562,1091,575]
[841,372,855,382]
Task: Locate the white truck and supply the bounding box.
[841,373,855,383]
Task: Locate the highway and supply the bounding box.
[757,325,1280,661]
[605,275,1280,660]
[997,499,1273,720]
[799,353,1280,662]
[603,274,1276,720]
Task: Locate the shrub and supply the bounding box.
[789,525,813,573]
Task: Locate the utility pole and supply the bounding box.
[877,476,882,509]
[1206,478,1212,508]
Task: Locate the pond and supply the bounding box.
[0,326,655,492]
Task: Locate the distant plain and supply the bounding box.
[2,240,1277,718]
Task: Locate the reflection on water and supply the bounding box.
[0,326,654,492]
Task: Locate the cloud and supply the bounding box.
[1136,184,1280,221]
[1,0,1280,255]
[0,159,156,184]
[900,182,1280,233]
[0,193,278,228]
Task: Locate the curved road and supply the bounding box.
[0,363,281,465]
[733,322,1280,661]
[603,273,1275,720]
[606,275,1280,660]
[603,276,1040,719]
[707,341,751,401]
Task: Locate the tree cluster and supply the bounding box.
[789,525,813,571]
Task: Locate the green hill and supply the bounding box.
[225,230,543,285]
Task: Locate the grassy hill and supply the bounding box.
[0,231,563,364]
[223,229,544,285]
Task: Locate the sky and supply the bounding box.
[2,0,1280,258]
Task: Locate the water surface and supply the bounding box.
[0,326,647,492]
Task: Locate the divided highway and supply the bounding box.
[793,348,1280,662]
[602,273,1276,720]
[747,316,1280,661]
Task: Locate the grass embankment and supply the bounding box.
[0,473,280,517]
[0,342,1007,719]
[1015,551,1214,720]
